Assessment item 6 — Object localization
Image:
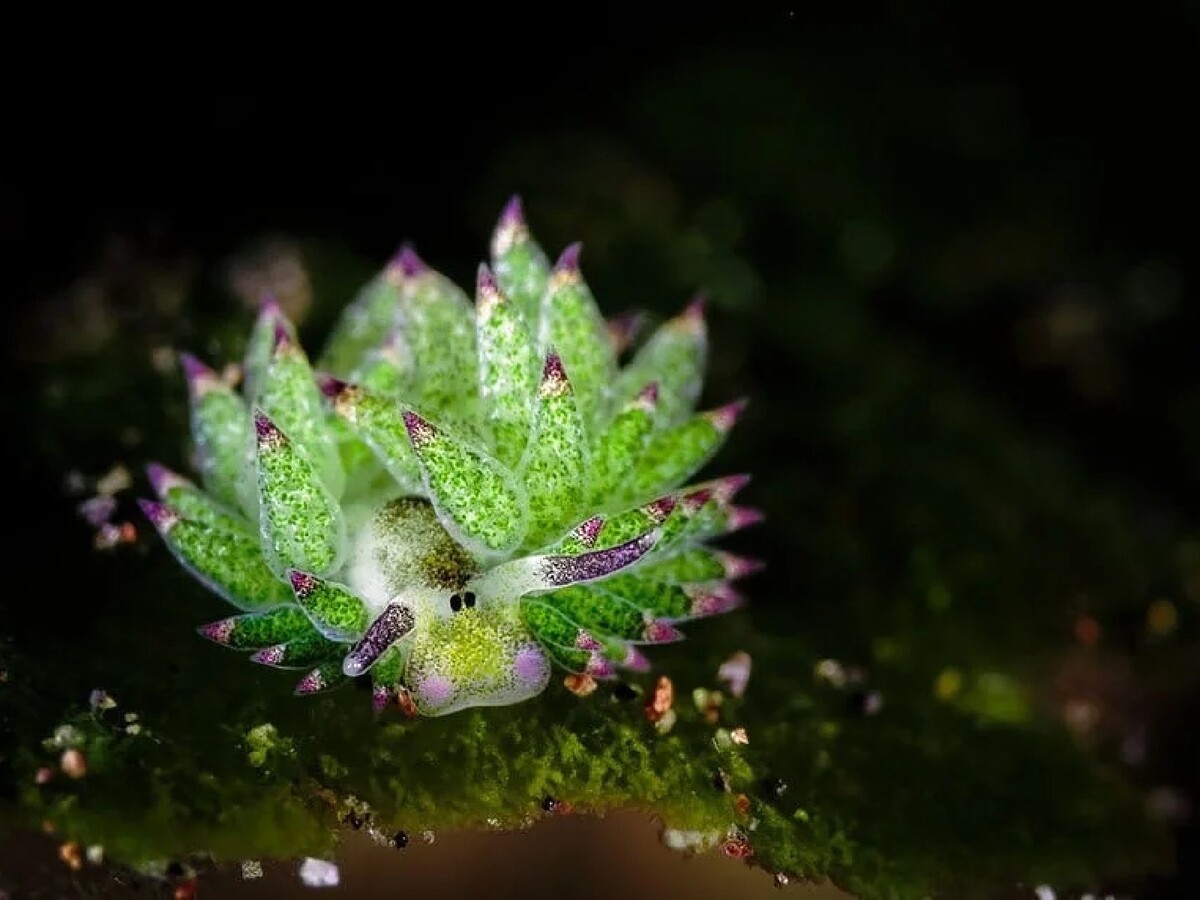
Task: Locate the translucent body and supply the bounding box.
[343,497,550,715]
[148,202,758,715]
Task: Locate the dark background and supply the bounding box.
[5,5,1200,897]
[10,6,1200,505]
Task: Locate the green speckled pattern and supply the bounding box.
[149,506,291,611]
[593,497,675,550]
[319,266,404,377]
[369,642,407,688]
[638,546,728,584]
[588,383,657,508]
[518,354,589,550]
[329,384,423,493]
[399,269,479,423]
[186,369,253,512]
[203,606,314,649]
[255,413,346,578]
[405,413,528,558]
[154,471,251,535]
[143,199,755,715]
[288,572,370,641]
[259,336,345,498]
[540,585,647,643]
[599,574,693,621]
[491,202,551,327]
[539,263,615,432]
[476,268,539,467]
[251,631,341,669]
[620,409,726,504]
[405,600,547,716]
[613,305,706,427]
[353,335,412,398]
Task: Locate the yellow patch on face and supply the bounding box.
[405,602,548,715]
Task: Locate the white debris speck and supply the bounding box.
[653,707,677,735]
[717,651,752,698]
[661,828,721,853]
[241,860,263,880]
[298,857,339,888]
[86,845,104,865]
[96,464,132,497]
[1034,886,1055,900]
[421,830,436,844]
[814,658,846,688]
[48,725,84,749]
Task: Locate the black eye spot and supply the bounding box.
[449,593,463,612]
[464,591,477,608]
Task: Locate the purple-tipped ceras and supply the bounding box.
[140,197,761,716]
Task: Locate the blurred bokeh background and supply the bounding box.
[4,6,1200,897]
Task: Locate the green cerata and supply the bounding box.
[139,198,761,717]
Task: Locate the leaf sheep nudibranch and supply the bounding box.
[141,198,761,717]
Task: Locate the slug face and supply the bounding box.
[403,601,550,716]
[144,198,759,716]
[341,496,550,715]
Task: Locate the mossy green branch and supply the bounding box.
[6,607,1168,897]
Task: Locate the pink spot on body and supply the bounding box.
[417,674,455,707]
[513,645,549,688]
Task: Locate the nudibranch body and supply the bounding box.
[140,198,760,716]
